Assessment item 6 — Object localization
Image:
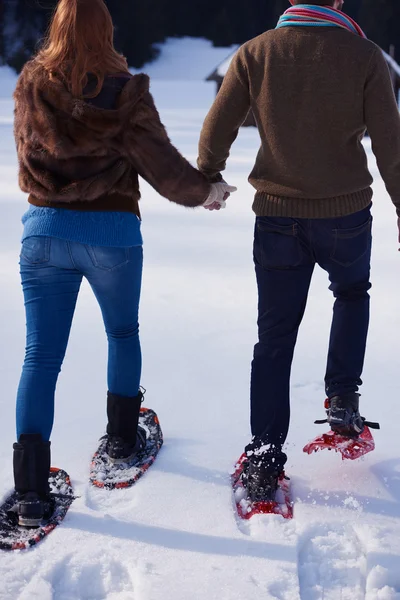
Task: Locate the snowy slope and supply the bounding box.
[130,37,238,80]
[1,46,400,599]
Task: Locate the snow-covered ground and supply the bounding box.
[1,37,400,599]
[130,37,238,80]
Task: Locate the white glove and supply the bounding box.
[203,182,237,211]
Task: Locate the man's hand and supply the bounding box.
[203,182,237,211]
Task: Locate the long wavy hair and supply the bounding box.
[35,0,129,97]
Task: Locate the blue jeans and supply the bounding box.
[16,237,143,441]
[248,206,372,469]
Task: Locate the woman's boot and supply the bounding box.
[13,433,51,527]
[105,390,146,463]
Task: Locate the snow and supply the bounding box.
[130,38,238,81]
[0,65,19,101]
[208,49,239,79]
[211,47,400,83]
[1,41,400,600]
[216,53,237,77]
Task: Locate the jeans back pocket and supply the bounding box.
[255,217,302,270]
[20,236,51,265]
[85,246,130,270]
[330,217,372,267]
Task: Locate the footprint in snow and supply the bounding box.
[298,523,366,600]
[19,551,138,600]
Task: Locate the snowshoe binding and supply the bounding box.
[304,393,380,460]
[0,468,75,551]
[90,406,163,489]
[105,426,147,464]
[231,454,293,520]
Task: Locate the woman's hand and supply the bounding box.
[203,182,237,211]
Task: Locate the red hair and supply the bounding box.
[35,0,129,97]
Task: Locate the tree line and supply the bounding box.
[1,0,400,72]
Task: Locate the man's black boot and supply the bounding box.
[13,434,51,527]
[242,439,286,503]
[242,459,280,502]
[105,390,146,463]
[326,393,364,437]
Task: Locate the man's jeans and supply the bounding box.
[248,206,372,470]
[16,236,143,441]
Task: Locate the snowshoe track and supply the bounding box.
[298,523,367,600]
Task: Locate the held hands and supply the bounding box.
[203,182,237,211]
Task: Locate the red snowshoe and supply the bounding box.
[304,395,380,460]
[231,454,293,520]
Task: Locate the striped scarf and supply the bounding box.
[276,5,366,38]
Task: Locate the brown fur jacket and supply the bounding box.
[14,60,210,215]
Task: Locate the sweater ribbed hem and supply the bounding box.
[21,207,142,248]
[252,188,373,219]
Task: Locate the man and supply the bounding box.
[198,0,400,501]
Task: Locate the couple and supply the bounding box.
[12,0,400,526]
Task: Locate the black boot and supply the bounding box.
[242,439,286,502]
[326,393,364,437]
[105,390,146,463]
[242,459,280,502]
[13,434,52,527]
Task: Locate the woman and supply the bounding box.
[12,0,235,526]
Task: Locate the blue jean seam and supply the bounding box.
[66,240,78,270]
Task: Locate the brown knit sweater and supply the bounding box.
[198,27,400,218]
[14,61,210,216]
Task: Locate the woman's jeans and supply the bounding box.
[247,206,372,470]
[16,236,143,441]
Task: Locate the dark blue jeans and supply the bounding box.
[16,237,143,441]
[248,206,372,469]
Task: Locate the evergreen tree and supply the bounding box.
[3,0,56,71]
[344,0,361,20]
[106,0,174,68]
[0,4,4,67]
[359,0,400,54]
[1,0,399,72]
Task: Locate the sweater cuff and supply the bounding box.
[198,170,223,184]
